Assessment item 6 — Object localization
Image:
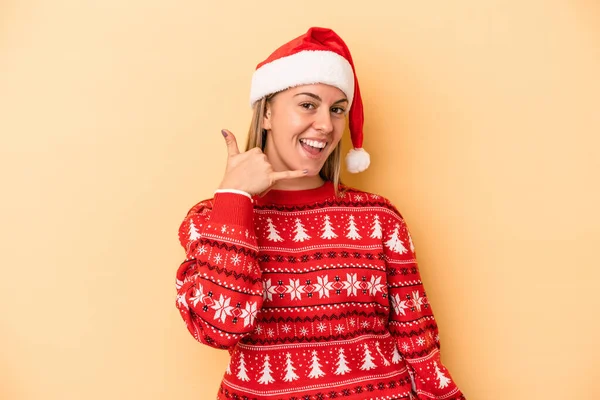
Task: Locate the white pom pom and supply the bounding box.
[345,148,370,173]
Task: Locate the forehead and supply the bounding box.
[282,83,347,100]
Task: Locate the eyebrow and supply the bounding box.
[294,92,348,105]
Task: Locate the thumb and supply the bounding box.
[270,169,309,183]
[221,129,240,156]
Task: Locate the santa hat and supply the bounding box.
[249,27,370,173]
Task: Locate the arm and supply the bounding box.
[175,192,262,349]
[175,128,307,349]
[382,202,465,399]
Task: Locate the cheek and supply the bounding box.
[272,113,302,136]
[332,119,346,142]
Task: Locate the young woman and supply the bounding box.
[176,27,465,400]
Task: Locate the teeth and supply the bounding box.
[300,138,327,149]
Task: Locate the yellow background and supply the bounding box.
[1,1,599,399]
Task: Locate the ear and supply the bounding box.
[262,104,272,130]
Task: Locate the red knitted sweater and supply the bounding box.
[176,182,465,400]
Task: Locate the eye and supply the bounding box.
[300,102,316,110]
[331,107,346,114]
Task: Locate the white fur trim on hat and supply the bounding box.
[345,148,370,173]
[250,50,355,108]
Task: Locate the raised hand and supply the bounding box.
[218,129,307,195]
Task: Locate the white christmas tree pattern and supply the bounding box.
[266,218,284,242]
[370,215,382,239]
[391,344,402,364]
[188,220,201,241]
[346,215,362,240]
[360,343,377,371]
[258,355,275,384]
[375,341,391,366]
[282,353,299,382]
[407,230,415,253]
[237,352,250,382]
[434,361,451,389]
[320,215,338,239]
[293,218,311,242]
[307,350,326,379]
[334,348,351,375]
[226,358,232,375]
[385,224,408,254]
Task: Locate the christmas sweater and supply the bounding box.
[176,182,464,400]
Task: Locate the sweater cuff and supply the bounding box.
[210,192,255,228]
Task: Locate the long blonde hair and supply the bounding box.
[245,95,343,196]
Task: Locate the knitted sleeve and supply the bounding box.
[382,201,465,400]
[175,193,263,350]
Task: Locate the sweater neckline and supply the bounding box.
[254,181,335,206]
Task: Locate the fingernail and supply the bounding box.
[221,129,227,137]
[303,169,308,174]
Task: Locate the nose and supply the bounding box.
[313,107,333,135]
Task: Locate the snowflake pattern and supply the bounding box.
[245,262,254,274]
[410,290,426,312]
[368,275,384,296]
[173,193,450,393]
[212,294,233,323]
[262,273,387,303]
[189,284,205,307]
[242,301,257,327]
[176,292,188,309]
[288,279,304,300]
[390,294,409,316]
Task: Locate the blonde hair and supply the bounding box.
[245,95,343,197]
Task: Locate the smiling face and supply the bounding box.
[262,84,348,178]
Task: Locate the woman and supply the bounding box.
[176,27,465,400]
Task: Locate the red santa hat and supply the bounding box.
[249,27,370,173]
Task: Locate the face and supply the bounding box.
[262,83,347,176]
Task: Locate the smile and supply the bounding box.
[299,138,327,150]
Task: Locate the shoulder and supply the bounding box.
[178,198,215,251]
[179,198,215,236]
[338,184,404,217]
[185,198,215,218]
